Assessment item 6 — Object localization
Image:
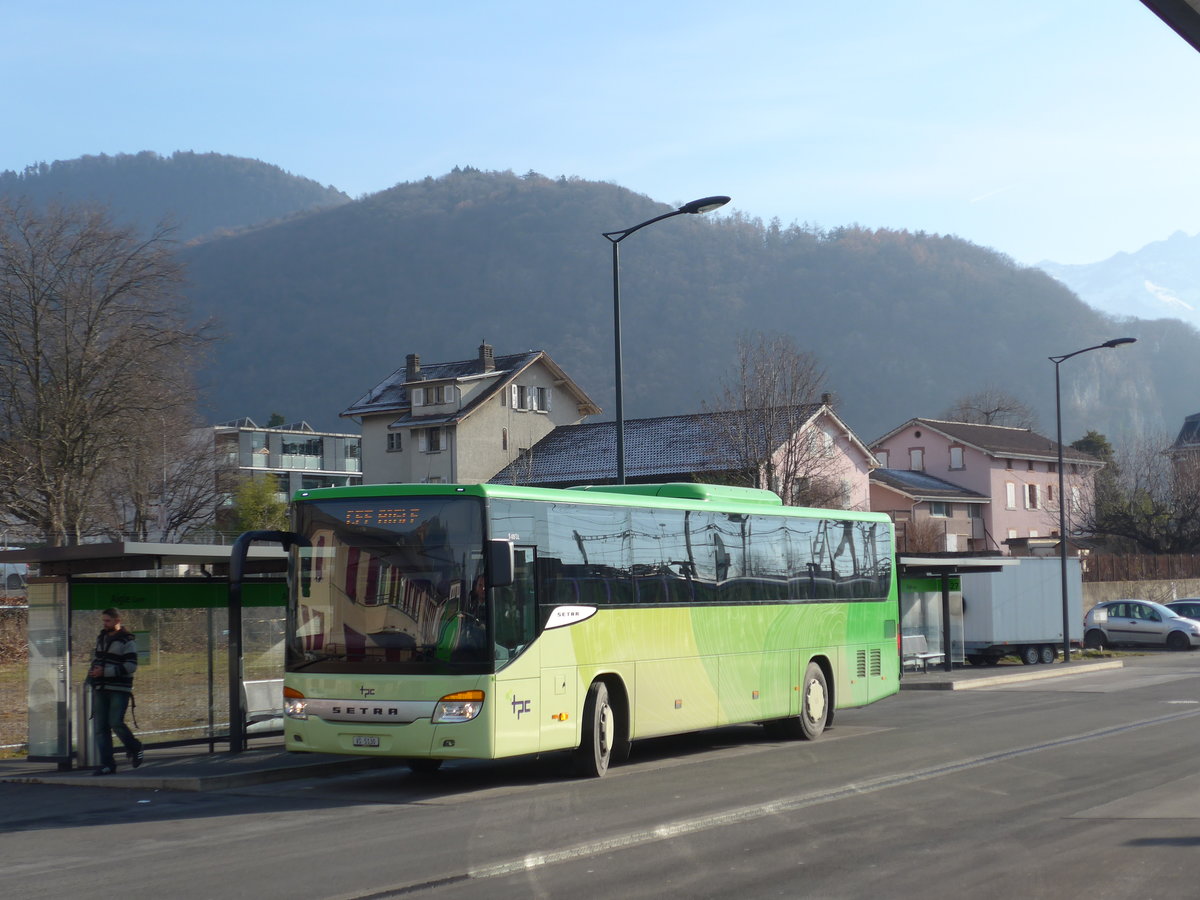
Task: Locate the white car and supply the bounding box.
[1083,599,1200,651]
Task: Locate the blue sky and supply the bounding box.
[5,1,1199,265]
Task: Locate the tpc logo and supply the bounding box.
[511,697,531,719]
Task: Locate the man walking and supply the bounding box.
[88,607,144,775]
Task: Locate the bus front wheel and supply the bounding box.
[574,681,615,777]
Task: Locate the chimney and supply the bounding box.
[820,392,833,406]
[479,342,495,373]
[406,353,421,382]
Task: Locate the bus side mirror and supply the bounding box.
[488,539,515,587]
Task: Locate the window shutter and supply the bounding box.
[543,389,552,412]
[412,387,424,407]
[418,430,428,452]
[510,384,519,408]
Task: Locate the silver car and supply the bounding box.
[1166,599,1200,622]
[1084,599,1200,651]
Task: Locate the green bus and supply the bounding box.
[274,482,899,776]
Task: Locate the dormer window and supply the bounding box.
[411,384,457,407]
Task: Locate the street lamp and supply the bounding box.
[603,195,730,484]
[1050,337,1136,664]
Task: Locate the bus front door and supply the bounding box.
[493,547,540,757]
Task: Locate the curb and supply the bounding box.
[0,754,400,792]
[900,659,1126,691]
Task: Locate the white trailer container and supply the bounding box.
[959,557,1083,665]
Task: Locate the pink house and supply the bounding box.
[869,418,1103,554]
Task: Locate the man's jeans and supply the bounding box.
[93,689,141,768]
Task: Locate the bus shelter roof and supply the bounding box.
[898,554,1019,577]
[0,541,287,576]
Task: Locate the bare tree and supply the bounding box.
[1077,432,1200,554]
[98,415,229,541]
[706,333,845,507]
[941,387,1039,430]
[0,200,211,544]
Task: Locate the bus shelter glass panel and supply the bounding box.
[26,579,70,760]
[899,576,964,664]
[69,579,285,749]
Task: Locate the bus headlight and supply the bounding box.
[432,690,484,723]
[284,686,308,720]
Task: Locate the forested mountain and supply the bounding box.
[176,167,1197,445]
[0,151,349,241]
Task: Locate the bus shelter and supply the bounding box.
[2,542,286,769]
[898,554,1016,672]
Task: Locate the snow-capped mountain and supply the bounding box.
[1039,230,1200,331]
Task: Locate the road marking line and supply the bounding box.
[343,707,1200,897]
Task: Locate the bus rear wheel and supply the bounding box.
[763,662,830,740]
[799,662,829,740]
[574,681,615,777]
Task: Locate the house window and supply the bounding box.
[386,432,402,452]
[412,384,456,407]
[929,502,949,517]
[909,448,924,471]
[1046,484,1056,506]
[502,427,509,450]
[1029,530,1039,538]
[1025,484,1040,509]
[875,449,889,468]
[949,447,964,469]
[511,384,529,410]
[1027,460,1035,471]
[1007,529,1019,540]
[968,504,983,519]
[1006,482,1017,509]
[418,428,444,453]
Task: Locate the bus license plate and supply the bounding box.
[352,735,380,747]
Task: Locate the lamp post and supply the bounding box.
[603,195,730,484]
[1050,337,1136,663]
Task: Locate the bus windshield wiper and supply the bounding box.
[290,653,349,671]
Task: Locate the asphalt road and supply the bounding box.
[4,654,1200,900]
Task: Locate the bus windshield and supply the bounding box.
[287,496,490,673]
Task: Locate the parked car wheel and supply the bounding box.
[1084,629,1107,650]
[1166,631,1192,652]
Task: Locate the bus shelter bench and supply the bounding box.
[901,634,945,673]
[242,678,284,732]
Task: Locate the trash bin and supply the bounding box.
[75,683,99,769]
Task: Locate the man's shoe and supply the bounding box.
[93,765,116,776]
[130,748,144,769]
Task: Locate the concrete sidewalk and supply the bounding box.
[901,656,1124,690]
[0,736,401,792]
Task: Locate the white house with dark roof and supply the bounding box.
[869,418,1103,553]
[491,403,878,509]
[342,343,601,484]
